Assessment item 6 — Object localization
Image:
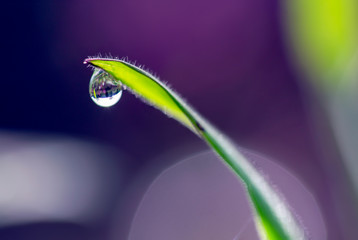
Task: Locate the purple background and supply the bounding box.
[1,0,356,239]
[127,150,326,240]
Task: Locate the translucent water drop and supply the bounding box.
[89,69,122,107]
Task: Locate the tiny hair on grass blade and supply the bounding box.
[84,57,306,240]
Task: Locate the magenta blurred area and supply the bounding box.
[1,0,353,239]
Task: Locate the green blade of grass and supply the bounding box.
[84,57,306,240]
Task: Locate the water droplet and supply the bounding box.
[89,69,122,107]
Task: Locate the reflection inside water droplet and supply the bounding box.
[89,69,122,107]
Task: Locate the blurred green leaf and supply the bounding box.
[286,0,358,90]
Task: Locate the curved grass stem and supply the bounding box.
[84,57,306,240]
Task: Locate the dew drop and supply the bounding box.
[89,69,122,107]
